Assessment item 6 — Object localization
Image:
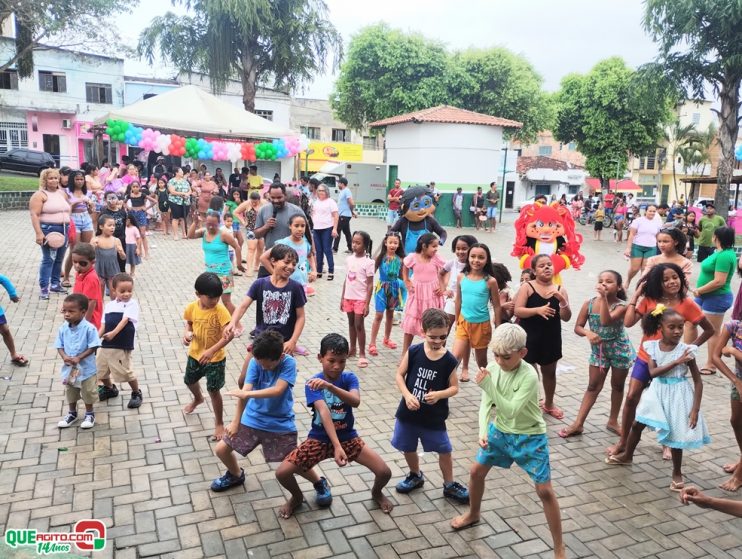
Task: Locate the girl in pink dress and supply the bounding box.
[401,233,446,354]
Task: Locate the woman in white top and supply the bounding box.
[624,205,663,289]
[310,181,339,280]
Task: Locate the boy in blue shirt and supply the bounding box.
[56,294,102,429]
[0,273,28,366]
[210,330,323,495]
[276,333,394,518]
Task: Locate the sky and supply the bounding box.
[120,0,660,98]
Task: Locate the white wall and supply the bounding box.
[384,122,504,189]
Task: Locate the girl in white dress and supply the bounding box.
[632,305,711,491]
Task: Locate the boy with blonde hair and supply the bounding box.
[451,323,564,559]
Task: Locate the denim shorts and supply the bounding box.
[694,292,734,315]
[387,209,399,225]
[476,423,551,484]
[71,212,94,232]
[391,419,453,454]
[486,206,498,218]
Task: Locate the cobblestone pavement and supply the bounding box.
[1,209,741,559]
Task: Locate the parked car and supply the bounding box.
[0,148,56,176]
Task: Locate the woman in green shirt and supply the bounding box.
[692,226,737,374]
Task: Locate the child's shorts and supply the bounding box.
[342,298,366,315]
[629,359,651,384]
[391,419,452,454]
[0,313,7,326]
[223,424,297,462]
[96,348,136,382]
[66,375,98,405]
[594,221,603,231]
[285,436,365,471]
[588,338,635,370]
[183,356,225,392]
[476,423,551,484]
[217,274,234,295]
[71,211,94,232]
[455,316,492,350]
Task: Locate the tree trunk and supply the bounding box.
[715,76,741,219]
[240,52,258,113]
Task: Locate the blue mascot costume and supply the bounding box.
[390,186,447,256]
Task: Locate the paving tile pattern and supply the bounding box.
[1,210,741,558]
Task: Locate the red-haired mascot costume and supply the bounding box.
[511,201,584,282]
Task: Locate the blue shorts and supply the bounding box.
[71,212,94,232]
[630,358,650,384]
[232,221,241,232]
[129,210,148,228]
[695,292,733,315]
[0,313,6,326]
[391,419,452,454]
[486,206,498,218]
[476,423,551,484]
[387,209,399,226]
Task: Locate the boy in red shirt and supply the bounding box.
[71,243,102,329]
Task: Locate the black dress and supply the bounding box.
[519,281,562,365]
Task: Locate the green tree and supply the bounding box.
[330,24,449,131]
[446,48,554,142]
[554,57,674,186]
[138,0,342,112]
[1,0,132,77]
[331,24,551,142]
[644,0,742,218]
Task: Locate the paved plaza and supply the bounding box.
[1,209,742,559]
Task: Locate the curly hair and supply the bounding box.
[511,202,584,269]
[639,262,688,301]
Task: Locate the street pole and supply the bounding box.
[499,146,508,223]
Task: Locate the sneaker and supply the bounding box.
[39,287,50,300]
[80,413,95,429]
[210,468,245,492]
[49,284,68,294]
[395,471,424,494]
[57,412,78,428]
[98,384,119,401]
[313,477,333,507]
[127,390,143,409]
[443,481,470,504]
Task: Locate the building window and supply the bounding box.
[538,145,552,156]
[255,109,273,121]
[332,128,349,142]
[85,83,113,104]
[646,155,656,170]
[301,126,320,140]
[363,136,377,150]
[534,184,551,196]
[38,71,66,93]
[692,112,701,126]
[0,122,28,153]
[567,142,576,151]
[0,70,19,90]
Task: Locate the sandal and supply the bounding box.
[316,273,323,278]
[11,355,29,367]
[382,338,397,350]
[61,279,72,288]
[459,372,470,382]
[539,401,565,420]
[699,368,716,376]
[368,344,379,356]
[604,455,632,466]
[358,357,369,368]
[327,274,334,281]
[670,480,685,492]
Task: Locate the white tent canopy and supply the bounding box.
[94,85,294,139]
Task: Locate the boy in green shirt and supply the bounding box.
[697,203,726,262]
[451,323,565,559]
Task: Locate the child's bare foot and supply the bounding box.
[211,424,225,441]
[719,474,742,492]
[372,492,394,513]
[348,350,357,358]
[183,397,204,414]
[557,424,583,438]
[605,422,621,436]
[451,512,480,530]
[554,545,567,559]
[459,368,470,382]
[723,461,739,474]
[278,495,303,519]
[662,446,672,460]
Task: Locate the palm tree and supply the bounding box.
[676,123,717,201]
[663,119,696,200]
[138,0,343,112]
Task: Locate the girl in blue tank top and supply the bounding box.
[452,243,503,381]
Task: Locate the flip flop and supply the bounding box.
[539,402,565,420]
[358,357,369,368]
[61,279,72,288]
[558,428,582,439]
[368,344,379,357]
[382,338,397,350]
[459,374,470,382]
[604,455,632,466]
[670,480,685,492]
[11,355,29,367]
[700,368,716,376]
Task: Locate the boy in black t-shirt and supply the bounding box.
[275,333,394,519]
[393,308,469,503]
[96,273,143,409]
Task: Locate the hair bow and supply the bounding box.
[650,303,666,317]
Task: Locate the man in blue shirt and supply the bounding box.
[333,177,356,254]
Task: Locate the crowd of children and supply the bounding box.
[6,194,742,558]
